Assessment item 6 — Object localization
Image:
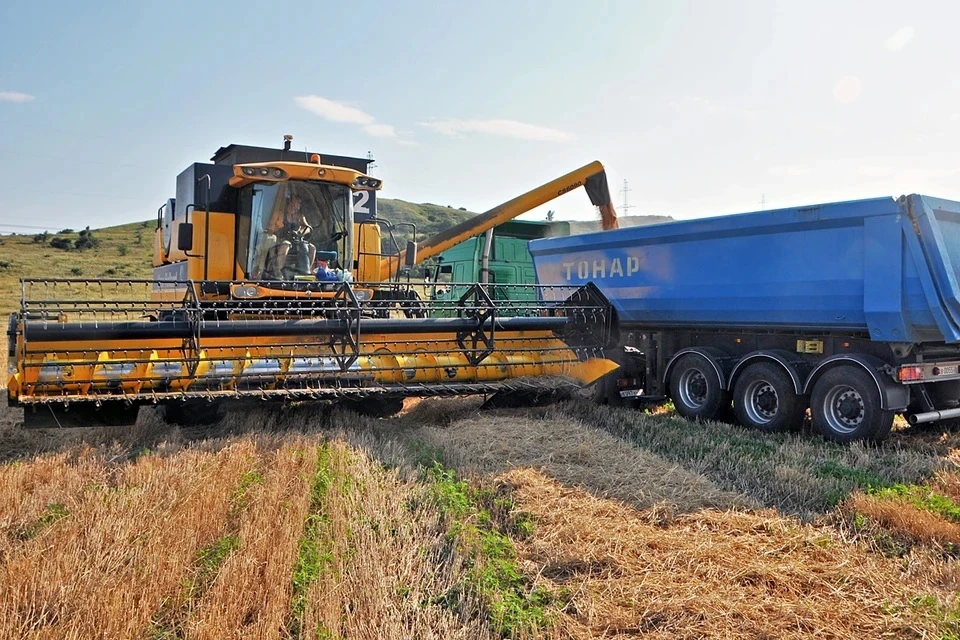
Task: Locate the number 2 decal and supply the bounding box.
[354,190,370,214]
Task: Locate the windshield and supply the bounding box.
[238,181,351,281]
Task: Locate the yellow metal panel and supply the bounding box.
[354,222,382,282]
[228,161,383,190]
[153,227,167,266]
[13,327,618,401]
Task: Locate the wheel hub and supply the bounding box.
[822,385,865,434]
[678,369,708,408]
[744,379,779,424]
[837,394,863,422]
[689,377,706,400]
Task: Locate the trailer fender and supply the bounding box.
[663,347,729,389]
[802,354,909,411]
[727,350,806,395]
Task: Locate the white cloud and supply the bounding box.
[0,91,35,103]
[294,95,404,140]
[362,123,396,138]
[769,165,811,177]
[885,27,915,52]
[294,95,374,124]
[857,166,895,178]
[419,118,573,142]
[833,76,863,104]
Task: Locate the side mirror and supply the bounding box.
[404,241,418,267]
[177,223,194,251]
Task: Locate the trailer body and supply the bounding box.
[529,194,960,442]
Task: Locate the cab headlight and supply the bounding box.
[234,285,260,298]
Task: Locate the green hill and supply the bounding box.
[0,221,155,317]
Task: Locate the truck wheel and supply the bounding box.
[733,362,805,432]
[669,354,729,421]
[158,400,223,426]
[810,366,894,443]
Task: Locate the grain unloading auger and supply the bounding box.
[7,141,620,427]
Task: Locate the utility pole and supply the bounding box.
[366,151,377,175]
[619,179,635,216]
[760,193,766,210]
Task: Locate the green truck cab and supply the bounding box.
[431,220,569,310]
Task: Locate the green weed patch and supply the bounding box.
[289,444,334,637]
[426,462,555,637]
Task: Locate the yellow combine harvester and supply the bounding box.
[8,140,620,427]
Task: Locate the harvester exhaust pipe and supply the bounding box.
[283,134,293,152]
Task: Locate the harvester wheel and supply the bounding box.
[732,362,805,432]
[810,366,893,443]
[574,370,620,405]
[669,354,730,422]
[158,400,223,426]
[347,397,406,418]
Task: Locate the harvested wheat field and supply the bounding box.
[3,394,960,638]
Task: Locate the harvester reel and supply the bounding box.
[456,284,496,365]
[557,282,615,358]
[328,282,362,371]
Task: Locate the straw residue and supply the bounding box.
[415,414,749,513]
[502,467,951,639]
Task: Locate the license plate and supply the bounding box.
[619,389,643,398]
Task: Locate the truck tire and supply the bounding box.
[732,362,805,433]
[810,366,894,443]
[669,353,729,421]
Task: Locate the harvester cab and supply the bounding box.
[8,140,622,428]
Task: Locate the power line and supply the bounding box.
[619,179,635,215]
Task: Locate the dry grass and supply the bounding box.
[301,437,493,639]
[845,491,960,550]
[0,440,254,638]
[502,467,955,639]
[184,437,316,639]
[2,394,960,637]
[412,413,750,513]
[556,401,940,518]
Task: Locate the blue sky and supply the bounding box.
[1,0,958,233]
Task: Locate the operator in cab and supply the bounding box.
[261,194,317,280]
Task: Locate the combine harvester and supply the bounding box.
[531,195,960,443]
[7,140,620,427]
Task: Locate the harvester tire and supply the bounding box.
[158,400,223,427]
[669,353,730,422]
[347,397,406,418]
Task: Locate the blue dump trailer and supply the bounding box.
[530,194,960,442]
